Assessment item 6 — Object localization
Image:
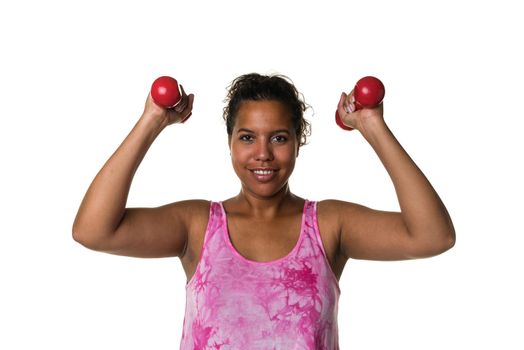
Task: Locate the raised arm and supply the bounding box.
[72,88,202,258]
[327,91,455,261]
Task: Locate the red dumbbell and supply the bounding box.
[151,76,184,108]
[335,76,385,131]
[150,76,191,122]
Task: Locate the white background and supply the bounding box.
[1,0,523,349]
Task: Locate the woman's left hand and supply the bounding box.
[336,90,385,133]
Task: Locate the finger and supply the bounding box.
[172,85,188,113]
[181,112,192,123]
[180,94,195,123]
[183,93,194,113]
[343,89,356,114]
[179,84,187,101]
[336,92,352,118]
[347,89,355,103]
[174,102,186,113]
[337,92,347,111]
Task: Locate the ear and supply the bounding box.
[228,135,232,150]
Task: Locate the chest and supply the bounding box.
[226,215,302,263]
[182,202,345,284]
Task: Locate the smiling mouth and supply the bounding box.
[250,168,278,182]
[252,169,275,175]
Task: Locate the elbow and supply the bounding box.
[446,227,456,250]
[72,225,93,249]
[72,222,106,251]
[427,226,456,257]
[72,220,83,244]
[446,230,456,253]
[438,212,456,254]
[408,227,456,259]
[72,227,87,247]
[436,230,456,255]
[72,218,88,246]
[439,219,456,253]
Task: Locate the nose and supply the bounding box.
[255,139,274,162]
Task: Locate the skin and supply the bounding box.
[72,86,455,283]
[222,101,306,267]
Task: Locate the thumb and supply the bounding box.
[337,92,347,111]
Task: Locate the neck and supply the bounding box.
[234,183,298,217]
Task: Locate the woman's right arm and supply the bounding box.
[72,90,197,258]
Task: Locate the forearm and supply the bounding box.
[362,120,455,251]
[72,114,164,245]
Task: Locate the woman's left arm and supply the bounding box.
[334,93,455,260]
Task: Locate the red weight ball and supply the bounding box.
[354,76,385,109]
[151,76,182,108]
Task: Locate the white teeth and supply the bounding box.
[253,170,273,175]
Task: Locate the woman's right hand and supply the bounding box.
[142,85,195,130]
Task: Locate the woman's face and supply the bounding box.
[229,100,299,200]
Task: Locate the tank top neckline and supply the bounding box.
[218,200,309,266]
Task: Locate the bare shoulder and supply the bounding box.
[103,199,211,258]
[315,199,365,278]
[165,199,211,226]
[73,199,212,258]
[177,200,212,277]
[316,199,369,243]
[318,199,426,261]
[168,198,210,243]
[149,199,212,259]
[317,199,364,223]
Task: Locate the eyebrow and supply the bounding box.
[236,128,291,134]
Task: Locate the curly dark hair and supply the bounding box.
[223,73,311,146]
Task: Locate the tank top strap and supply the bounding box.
[185,201,227,287]
[301,200,329,259]
[205,201,224,240]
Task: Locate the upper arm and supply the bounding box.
[320,200,448,261]
[78,200,210,258]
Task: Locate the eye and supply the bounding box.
[239,134,254,142]
[271,135,288,143]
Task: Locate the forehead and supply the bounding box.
[234,100,293,131]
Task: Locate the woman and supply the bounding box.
[73,73,455,349]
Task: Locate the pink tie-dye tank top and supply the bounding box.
[180,200,340,349]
